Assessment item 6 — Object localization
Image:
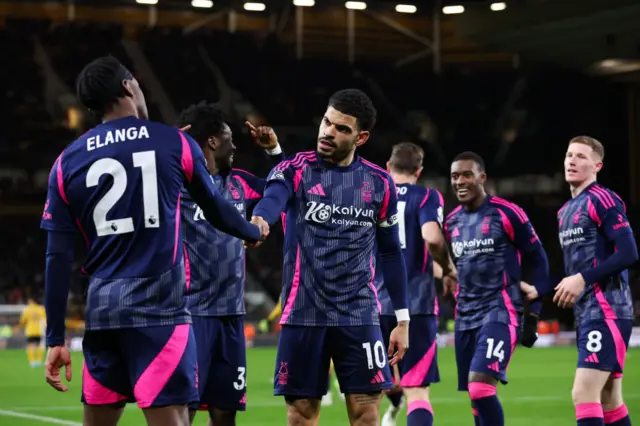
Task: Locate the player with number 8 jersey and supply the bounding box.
[555,137,637,426]
[40,57,262,425]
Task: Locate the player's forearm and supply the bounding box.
[44,231,74,347]
[377,226,410,321]
[426,238,455,276]
[253,182,290,225]
[580,232,638,285]
[188,176,261,242]
[522,246,550,316]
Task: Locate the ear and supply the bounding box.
[354,131,370,148]
[416,166,423,179]
[594,161,603,173]
[386,161,391,172]
[208,137,218,151]
[479,172,487,185]
[122,79,135,98]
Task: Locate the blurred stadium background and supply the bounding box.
[1,0,640,424]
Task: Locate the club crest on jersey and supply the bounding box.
[227,183,241,200]
[361,181,373,203]
[304,201,374,226]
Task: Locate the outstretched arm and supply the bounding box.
[180,131,263,243]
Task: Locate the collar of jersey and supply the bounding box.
[315,152,361,172]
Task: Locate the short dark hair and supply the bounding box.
[175,101,226,148]
[453,151,486,172]
[327,89,377,132]
[569,136,605,160]
[76,56,132,117]
[389,142,424,175]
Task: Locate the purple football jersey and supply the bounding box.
[557,183,634,325]
[377,184,444,316]
[445,196,542,331]
[182,169,264,316]
[40,116,212,330]
[265,151,398,326]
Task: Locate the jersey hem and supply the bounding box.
[84,318,192,331]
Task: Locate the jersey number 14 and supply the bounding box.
[87,151,160,236]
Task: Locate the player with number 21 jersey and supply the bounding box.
[41,85,261,419]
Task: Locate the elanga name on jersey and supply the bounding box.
[86,125,150,151]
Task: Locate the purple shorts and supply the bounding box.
[81,324,198,408]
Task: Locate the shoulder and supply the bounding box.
[420,186,444,207]
[359,157,394,188]
[489,196,529,224]
[557,200,571,218]
[274,151,317,171]
[445,205,463,225]
[586,184,626,212]
[231,168,256,179]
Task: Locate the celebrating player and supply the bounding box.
[40,57,265,426]
[251,89,410,426]
[554,136,637,426]
[445,151,550,426]
[18,297,46,367]
[175,102,284,426]
[377,142,456,426]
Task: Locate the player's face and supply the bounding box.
[317,106,369,163]
[124,78,149,120]
[564,143,602,185]
[212,123,235,172]
[451,160,486,204]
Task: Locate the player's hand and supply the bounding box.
[520,281,539,301]
[179,124,191,132]
[520,313,539,348]
[45,345,72,392]
[442,274,457,298]
[245,216,269,248]
[245,121,279,150]
[553,273,586,309]
[388,321,409,366]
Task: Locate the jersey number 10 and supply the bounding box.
[86,151,159,237]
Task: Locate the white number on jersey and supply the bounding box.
[233,366,247,390]
[362,340,387,369]
[86,151,160,236]
[396,201,407,249]
[586,330,602,353]
[485,338,505,363]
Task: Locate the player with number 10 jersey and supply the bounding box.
[40,57,261,425]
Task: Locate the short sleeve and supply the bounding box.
[418,188,444,227]
[589,190,633,241]
[377,174,399,228]
[40,156,77,234]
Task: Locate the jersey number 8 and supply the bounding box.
[86,151,160,237]
[586,330,602,353]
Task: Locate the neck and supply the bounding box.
[570,177,596,198]
[325,149,355,167]
[391,172,417,185]
[102,106,137,123]
[465,191,487,211]
[206,150,218,175]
